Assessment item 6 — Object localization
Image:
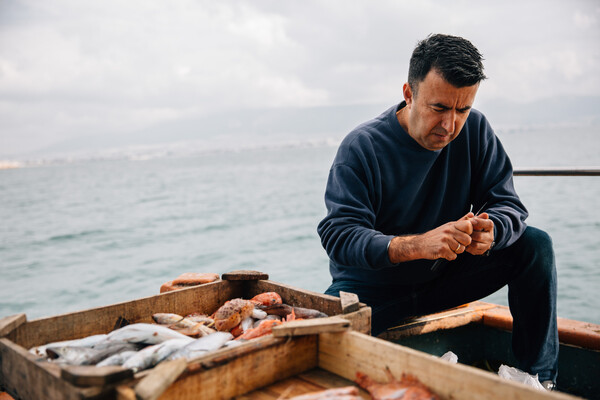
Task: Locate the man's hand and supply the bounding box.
[388,212,475,263]
[465,212,495,255]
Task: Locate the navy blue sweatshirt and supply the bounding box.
[317,102,528,285]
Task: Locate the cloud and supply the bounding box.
[0,0,599,156]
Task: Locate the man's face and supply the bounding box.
[401,69,479,151]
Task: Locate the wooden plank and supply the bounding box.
[0,314,26,337]
[252,280,344,315]
[318,331,579,400]
[159,335,318,399]
[272,317,349,337]
[0,338,108,400]
[482,304,600,351]
[339,291,360,314]
[377,301,494,341]
[61,365,133,387]
[6,280,238,349]
[297,368,369,398]
[134,358,187,400]
[240,369,370,400]
[221,270,269,281]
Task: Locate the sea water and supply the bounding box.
[0,125,599,324]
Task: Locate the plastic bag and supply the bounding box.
[440,351,458,364]
[498,364,545,390]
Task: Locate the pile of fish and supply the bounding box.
[29,291,328,373]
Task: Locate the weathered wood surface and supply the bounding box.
[339,291,360,314]
[61,364,133,387]
[159,335,318,399]
[380,300,600,351]
[272,317,350,337]
[6,280,236,349]
[319,331,579,400]
[134,358,187,400]
[0,338,111,400]
[378,301,496,341]
[221,270,269,281]
[0,314,26,337]
[237,368,370,400]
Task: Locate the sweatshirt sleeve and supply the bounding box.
[471,117,528,250]
[317,148,396,270]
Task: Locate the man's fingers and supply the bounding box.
[471,215,494,232]
[459,212,475,220]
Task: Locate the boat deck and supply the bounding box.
[238,368,369,399]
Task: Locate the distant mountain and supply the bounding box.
[478,95,600,128]
[24,95,600,158]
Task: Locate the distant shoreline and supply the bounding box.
[0,161,22,169]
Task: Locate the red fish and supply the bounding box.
[250,291,283,306]
[355,368,439,400]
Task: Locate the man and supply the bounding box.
[317,34,558,388]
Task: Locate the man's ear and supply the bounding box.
[403,82,413,106]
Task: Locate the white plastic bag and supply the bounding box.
[440,351,458,364]
[498,364,545,391]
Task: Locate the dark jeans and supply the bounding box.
[325,226,558,382]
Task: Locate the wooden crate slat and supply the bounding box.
[318,331,578,400]
[159,335,318,399]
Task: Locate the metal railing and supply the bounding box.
[513,168,600,176]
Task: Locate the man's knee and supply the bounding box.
[514,226,556,278]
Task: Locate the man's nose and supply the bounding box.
[441,111,456,134]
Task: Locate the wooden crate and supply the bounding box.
[0,271,370,400]
[121,326,580,400]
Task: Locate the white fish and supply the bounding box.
[29,334,109,358]
[241,317,254,332]
[168,332,233,361]
[122,338,193,372]
[252,308,267,319]
[106,323,190,344]
[96,350,138,367]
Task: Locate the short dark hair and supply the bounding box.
[408,34,486,93]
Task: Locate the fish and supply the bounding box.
[122,338,193,372]
[287,386,361,399]
[253,314,281,328]
[249,292,282,306]
[251,308,267,320]
[235,319,281,341]
[106,323,191,344]
[173,323,216,338]
[184,313,214,325]
[260,304,328,319]
[47,341,139,366]
[213,299,255,332]
[355,368,439,400]
[152,313,186,326]
[96,350,138,367]
[153,313,216,337]
[167,331,233,361]
[29,334,109,358]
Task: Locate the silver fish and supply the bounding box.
[47,341,138,366]
[122,338,193,372]
[96,350,138,367]
[106,323,190,344]
[167,332,233,361]
[29,334,109,358]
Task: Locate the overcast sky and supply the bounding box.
[1,0,599,156]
